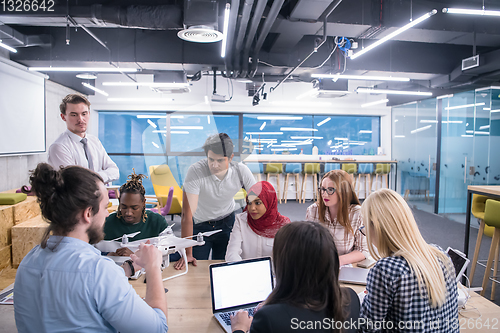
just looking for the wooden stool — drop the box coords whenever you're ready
[245,162,263,182]
[282,163,302,203]
[480,199,500,300]
[341,163,357,184]
[374,163,391,190]
[357,163,374,199]
[301,163,320,203]
[265,163,283,204]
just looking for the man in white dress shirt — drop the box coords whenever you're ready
[48,94,119,184]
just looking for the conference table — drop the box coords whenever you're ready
[464,186,500,258]
[130,260,500,333]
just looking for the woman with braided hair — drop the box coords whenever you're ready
[103,170,168,256]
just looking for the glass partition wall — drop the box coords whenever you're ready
[393,87,500,220]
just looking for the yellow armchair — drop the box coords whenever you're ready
[148,165,183,218]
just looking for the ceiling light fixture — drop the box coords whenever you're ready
[0,39,17,53]
[394,135,406,138]
[420,120,438,123]
[443,7,500,17]
[359,130,372,134]
[351,9,437,59]
[271,148,298,151]
[221,3,231,58]
[82,82,109,96]
[171,131,190,134]
[102,82,189,87]
[171,126,203,130]
[108,98,174,102]
[479,125,490,130]
[245,132,283,135]
[436,94,454,99]
[461,134,474,138]
[361,99,389,108]
[257,116,303,120]
[357,88,433,96]
[311,74,410,82]
[411,125,432,134]
[334,137,349,141]
[445,102,485,110]
[30,67,138,72]
[280,127,318,132]
[136,115,167,119]
[147,120,157,128]
[260,122,266,131]
[290,136,323,140]
[76,73,97,80]
[317,118,331,127]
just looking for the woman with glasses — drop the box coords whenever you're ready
[360,189,458,332]
[305,170,369,266]
[226,181,291,262]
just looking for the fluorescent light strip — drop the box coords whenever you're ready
[334,137,349,141]
[245,132,283,135]
[136,115,167,118]
[491,109,500,113]
[290,136,323,140]
[82,82,109,96]
[479,125,490,130]
[259,122,266,131]
[357,88,432,96]
[152,130,167,133]
[205,96,210,105]
[466,131,490,135]
[280,127,318,132]
[484,108,491,111]
[257,116,303,120]
[437,94,454,100]
[207,116,211,124]
[221,3,231,58]
[108,98,173,102]
[0,40,17,53]
[271,148,298,151]
[361,99,389,108]
[147,119,157,129]
[311,74,409,82]
[442,120,463,124]
[171,131,190,134]
[359,130,372,134]
[445,102,485,110]
[351,9,437,59]
[461,135,474,138]
[443,8,500,16]
[152,142,160,148]
[317,90,351,94]
[270,101,332,107]
[171,126,203,130]
[317,118,331,127]
[103,82,189,87]
[30,67,138,72]
[394,135,406,138]
[411,125,432,134]
[420,120,438,123]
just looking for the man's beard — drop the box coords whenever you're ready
[87,220,105,245]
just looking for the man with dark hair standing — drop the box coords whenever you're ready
[14,163,168,333]
[174,133,256,269]
[48,93,119,183]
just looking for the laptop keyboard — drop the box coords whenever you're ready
[219,307,257,325]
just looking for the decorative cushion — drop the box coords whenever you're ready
[0,193,28,205]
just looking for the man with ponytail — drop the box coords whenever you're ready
[103,170,168,256]
[14,163,168,333]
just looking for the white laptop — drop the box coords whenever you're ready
[209,257,274,333]
[339,266,370,285]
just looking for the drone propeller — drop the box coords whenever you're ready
[112,231,141,242]
[183,229,222,239]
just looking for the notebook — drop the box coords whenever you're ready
[339,266,370,285]
[209,257,274,333]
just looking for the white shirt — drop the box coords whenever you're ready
[48,129,119,184]
[225,212,274,262]
[183,160,256,222]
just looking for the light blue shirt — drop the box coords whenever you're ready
[14,236,168,333]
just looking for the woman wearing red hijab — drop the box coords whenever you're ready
[226,181,291,262]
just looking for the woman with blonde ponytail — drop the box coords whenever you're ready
[360,189,458,333]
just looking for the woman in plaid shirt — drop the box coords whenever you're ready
[306,170,369,266]
[360,189,459,333]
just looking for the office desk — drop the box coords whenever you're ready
[464,186,500,258]
[130,260,500,333]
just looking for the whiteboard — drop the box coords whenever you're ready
[0,60,45,155]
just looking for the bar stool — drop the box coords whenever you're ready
[282,163,302,203]
[324,163,341,174]
[301,163,320,203]
[470,195,496,284]
[341,163,357,183]
[245,162,263,182]
[481,199,500,300]
[357,163,374,199]
[265,163,283,204]
[374,163,391,190]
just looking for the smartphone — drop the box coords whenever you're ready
[357,258,376,269]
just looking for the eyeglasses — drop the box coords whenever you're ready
[318,187,336,195]
[359,226,366,236]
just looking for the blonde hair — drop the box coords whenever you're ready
[317,170,360,237]
[361,188,453,308]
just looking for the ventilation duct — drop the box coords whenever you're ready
[151,71,190,94]
[177,0,222,43]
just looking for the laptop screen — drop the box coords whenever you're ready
[210,258,274,312]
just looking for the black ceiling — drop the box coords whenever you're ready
[1,0,500,105]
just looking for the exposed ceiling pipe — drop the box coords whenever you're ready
[249,0,285,78]
[232,0,254,78]
[223,0,240,76]
[270,0,343,92]
[240,0,268,78]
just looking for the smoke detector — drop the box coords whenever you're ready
[177,25,223,43]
